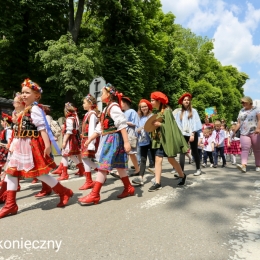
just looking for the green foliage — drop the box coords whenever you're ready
[0,0,249,122]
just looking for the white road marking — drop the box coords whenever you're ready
[228,181,260,260]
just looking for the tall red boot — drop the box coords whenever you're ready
[52,163,63,175]
[57,166,69,181]
[79,172,95,190]
[74,163,85,177]
[17,178,21,192]
[31,178,38,184]
[78,181,103,205]
[35,181,52,197]
[52,182,73,207]
[0,190,18,219]
[0,181,7,204]
[117,176,135,198]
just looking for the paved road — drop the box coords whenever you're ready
[0,155,259,260]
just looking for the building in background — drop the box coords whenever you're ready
[253,100,260,108]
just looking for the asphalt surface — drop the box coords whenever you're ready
[0,155,259,260]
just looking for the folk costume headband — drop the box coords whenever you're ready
[150,91,168,105]
[104,83,123,108]
[139,99,152,111]
[85,94,97,108]
[1,112,12,124]
[21,78,43,93]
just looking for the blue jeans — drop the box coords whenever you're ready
[214,146,226,166]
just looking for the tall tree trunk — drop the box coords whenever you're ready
[69,0,85,44]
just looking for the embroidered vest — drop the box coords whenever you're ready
[101,103,119,136]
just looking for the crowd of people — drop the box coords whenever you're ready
[0,78,259,219]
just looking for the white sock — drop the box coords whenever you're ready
[6,174,18,190]
[38,175,58,188]
[82,158,97,172]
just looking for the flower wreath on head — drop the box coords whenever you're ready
[85,94,97,108]
[21,78,43,93]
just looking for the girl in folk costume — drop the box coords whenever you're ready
[78,84,135,205]
[228,122,241,165]
[0,93,25,204]
[148,92,189,192]
[79,94,99,190]
[221,123,230,162]
[0,113,12,174]
[52,102,84,180]
[0,79,73,219]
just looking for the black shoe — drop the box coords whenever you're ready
[148,183,162,192]
[128,172,139,177]
[110,172,121,179]
[221,164,226,168]
[213,165,217,168]
[148,165,155,168]
[130,166,135,169]
[177,174,186,186]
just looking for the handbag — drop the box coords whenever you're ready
[127,128,137,148]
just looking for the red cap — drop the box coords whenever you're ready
[178,93,192,105]
[139,99,152,110]
[150,91,168,105]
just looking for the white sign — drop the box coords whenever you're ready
[89,76,106,112]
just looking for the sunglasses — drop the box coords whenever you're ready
[241,101,246,104]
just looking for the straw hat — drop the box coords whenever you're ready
[144,114,163,132]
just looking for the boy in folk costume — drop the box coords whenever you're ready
[52,102,84,180]
[148,91,189,191]
[0,79,73,219]
[78,84,135,205]
[79,94,99,190]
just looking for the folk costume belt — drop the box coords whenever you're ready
[15,130,39,138]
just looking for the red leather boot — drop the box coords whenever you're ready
[0,181,7,204]
[74,163,85,177]
[35,181,52,197]
[0,190,18,218]
[79,172,95,190]
[57,166,69,181]
[52,163,63,175]
[78,181,103,205]
[31,178,38,184]
[17,178,21,192]
[117,176,135,198]
[52,182,73,207]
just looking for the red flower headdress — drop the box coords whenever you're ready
[21,78,43,93]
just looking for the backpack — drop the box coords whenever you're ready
[50,119,62,138]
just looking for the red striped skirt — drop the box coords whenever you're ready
[81,136,99,159]
[224,138,229,154]
[6,136,56,178]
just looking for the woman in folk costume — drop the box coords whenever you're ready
[78,83,134,205]
[0,93,25,203]
[148,91,189,192]
[52,102,84,180]
[0,79,73,219]
[78,94,99,190]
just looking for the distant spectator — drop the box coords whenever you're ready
[234,96,260,173]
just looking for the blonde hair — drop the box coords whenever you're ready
[241,96,253,104]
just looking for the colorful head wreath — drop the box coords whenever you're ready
[1,112,12,124]
[104,83,117,96]
[21,78,43,93]
[85,94,97,105]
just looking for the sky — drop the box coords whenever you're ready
[161,0,260,101]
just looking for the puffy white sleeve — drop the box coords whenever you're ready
[66,118,74,134]
[95,122,102,135]
[31,106,46,131]
[88,114,97,150]
[110,105,127,130]
[6,129,12,143]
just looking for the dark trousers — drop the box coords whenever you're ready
[214,146,226,165]
[147,149,154,167]
[140,143,155,177]
[203,151,213,164]
[180,133,200,171]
